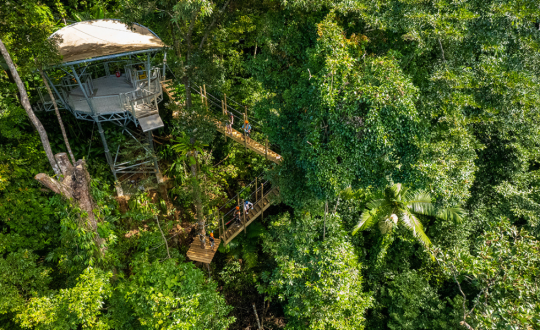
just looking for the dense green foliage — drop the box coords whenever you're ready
[2,0,540,328]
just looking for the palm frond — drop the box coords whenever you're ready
[399,210,432,248]
[405,190,438,217]
[404,190,432,204]
[408,202,437,217]
[385,183,402,200]
[366,198,385,211]
[353,209,379,235]
[436,207,466,223]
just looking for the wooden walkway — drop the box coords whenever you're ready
[221,187,279,245]
[161,80,282,164]
[186,238,221,264]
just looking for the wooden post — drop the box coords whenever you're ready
[222,99,227,141]
[241,198,247,234]
[222,216,225,239]
[203,84,207,108]
[199,86,203,104]
[242,113,247,149]
[265,138,268,160]
[261,183,264,222]
[261,183,264,223]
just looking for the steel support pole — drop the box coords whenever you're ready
[96,121,117,181]
[71,65,95,116]
[147,130,164,183]
[147,52,151,89]
[162,51,167,79]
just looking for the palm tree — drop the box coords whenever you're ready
[171,132,208,244]
[352,184,465,249]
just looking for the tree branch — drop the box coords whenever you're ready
[438,38,446,62]
[199,0,232,50]
[0,39,61,175]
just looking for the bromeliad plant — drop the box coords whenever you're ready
[352,183,465,249]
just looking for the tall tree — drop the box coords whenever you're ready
[119,0,232,108]
[172,133,210,242]
[0,39,60,176]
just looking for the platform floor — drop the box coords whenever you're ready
[68,75,135,114]
[186,238,221,264]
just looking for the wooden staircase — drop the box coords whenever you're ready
[161,80,282,164]
[221,187,279,245]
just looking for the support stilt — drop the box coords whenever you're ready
[96,121,117,180]
[147,130,163,183]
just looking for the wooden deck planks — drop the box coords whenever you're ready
[186,238,221,264]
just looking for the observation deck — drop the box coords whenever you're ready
[62,64,164,132]
[35,19,169,187]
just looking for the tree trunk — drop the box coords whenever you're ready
[37,66,76,164]
[190,149,205,243]
[182,75,192,109]
[35,153,105,250]
[0,39,60,176]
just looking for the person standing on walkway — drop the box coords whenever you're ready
[244,200,254,215]
[242,120,252,139]
[226,206,242,226]
[209,232,215,250]
[226,111,234,134]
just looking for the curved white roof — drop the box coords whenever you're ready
[50,19,166,64]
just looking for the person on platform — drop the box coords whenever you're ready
[209,232,215,249]
[242,120,252,139]
[244,200,254,215]
[226,111,234,134]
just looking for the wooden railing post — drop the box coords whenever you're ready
[199,86,203,104]
[241,198,247,234]
[222,99,227,141]
[265,138,268,160]
[222,216,225,239]
[203,84,207,108]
